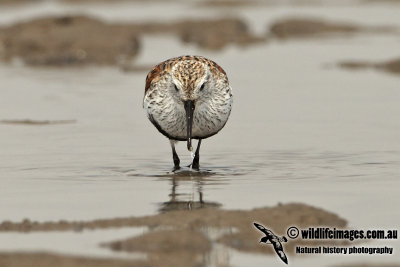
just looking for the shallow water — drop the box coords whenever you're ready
[1,1,400,266]
[0,227,147,259]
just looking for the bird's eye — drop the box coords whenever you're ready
[174,84,179,92]
[200,83,205,91]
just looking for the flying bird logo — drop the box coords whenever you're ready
[253,222,289,264]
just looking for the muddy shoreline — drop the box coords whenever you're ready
[0,252,396,267]
[1,13,396,68]
[269,17,396,39]
[339,58,400,76]
[0,203,349,255]
[0,203,350,267]
[0,15,264,67]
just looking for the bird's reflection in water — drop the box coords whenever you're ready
[159,169,222,212]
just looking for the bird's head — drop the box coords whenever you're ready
[260,236,269,243]
[170,60,211,151]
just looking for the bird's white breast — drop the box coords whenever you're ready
[144,84,232,140]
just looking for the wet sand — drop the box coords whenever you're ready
[0,16,140,66]
[0,253,398,267]
[195,0,259,8]
[0,203,348,267]
[0,15,263,67]
[0,0,32,4]
[1,15,396,68]
[2,9,397,67]
[339,58,400,76]
[268,17,396,39]
[0,253,145,267]
[0,119,76,125]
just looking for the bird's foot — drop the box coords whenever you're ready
[186,163,200,170]
[172,165,181,172]
[191,161,200,170]
[191,153,200,170]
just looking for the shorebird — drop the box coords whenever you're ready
[254,222,288,264]
[143,55,233,170]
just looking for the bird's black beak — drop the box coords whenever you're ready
[184,100,195,151]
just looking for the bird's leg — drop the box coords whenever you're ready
[170,140,180,171]
[191,139,202,170]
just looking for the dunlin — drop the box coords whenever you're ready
[143,55,233,170]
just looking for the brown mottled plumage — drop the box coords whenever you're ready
[143,55,233,170]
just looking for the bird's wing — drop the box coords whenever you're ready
[253,222,271,235]
[147,114,179,140]
[144,60,171,94]
[272,241,288,264]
